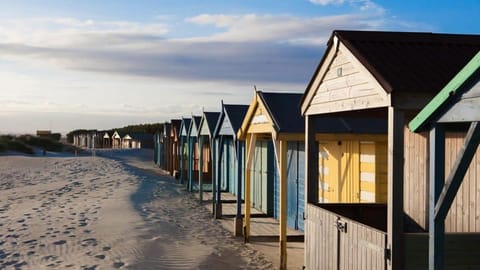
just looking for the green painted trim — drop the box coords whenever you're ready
[409,51,480,132]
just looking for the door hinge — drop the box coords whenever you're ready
[384,248,391,260]
[303,212,306,220]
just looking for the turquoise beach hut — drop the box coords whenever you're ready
[212,102,249,235]
[197,111,220,201]
[187,116,202,191]
[179,117,191,185]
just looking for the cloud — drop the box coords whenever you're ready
[0,10,425,86]
[309,0,345,5]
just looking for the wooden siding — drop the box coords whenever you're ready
[305,204,387,270]
[444,132,480,232]
[439,80,480,123]
[403,127,429,230]
[218,115,234,136]
[404,233,480,269]
[318,139,387,204]
[403,128,480,232]
[307,44,389,115]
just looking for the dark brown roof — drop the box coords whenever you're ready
[333,30,480,94]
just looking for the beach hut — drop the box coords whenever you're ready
[169,120,182,178]
[112,131,121,149]
[197,111,220,201]
[301,30,480,270]
[212,103,248,231]
[179,118,192,185]
[163,122,172,172]
[187,116,202,191]
[409,52,480,269]
[122,134,132,149]
[238,90,310,268]
[102,132,111,148]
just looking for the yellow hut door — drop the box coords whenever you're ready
[339,141,360,203]
[318,141,360,203]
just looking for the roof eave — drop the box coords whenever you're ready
[409,51,480,132]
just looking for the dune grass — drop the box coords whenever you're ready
[0,135,77,155]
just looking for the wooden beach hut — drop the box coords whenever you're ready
[187,116,202,191]
[102,132,111,148]
[163,122,172,172]
[301,30,480,270]
[212,103,249,229]
[238,90,309,269]
[111,131,121,149]
[169,119,182,178]
[179,118,191,185]
[409,52,480,270]
[197,111,220,201]
[122,134,132,149]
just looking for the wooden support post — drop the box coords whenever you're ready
[387,107,404,270]
[188,137,193,192]
[199,136,204,202]
[429,125,445,270]
[305,115,318,268]
[234,139,243,236]
[279,139,288,270]
[244,133,257,242]
[180,136,184,184]
[215,136,224,219]
[305,115,318,204]
[211,137,217,216]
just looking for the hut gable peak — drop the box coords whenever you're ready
[238,91,304,139]
[180,118,191,136]
[302,30,480,115]
[199,111,220,137]
[188,116,201,137]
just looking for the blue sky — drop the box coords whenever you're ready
[0,0,478,134]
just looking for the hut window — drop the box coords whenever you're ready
[336,67,343,77]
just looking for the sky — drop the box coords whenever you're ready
[0,0,478,134]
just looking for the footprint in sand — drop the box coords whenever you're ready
[53,240,66,245]
[94,254,105,260]
[113,261,125,268]
[80,238,97,247]
[81,265,97,270]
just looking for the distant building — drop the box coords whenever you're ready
[71,129,146,149]
[36,130,51,137]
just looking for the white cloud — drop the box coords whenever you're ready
[309,0,345,5]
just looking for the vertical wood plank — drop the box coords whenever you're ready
[429,125,445,270]
[387,107,404,270]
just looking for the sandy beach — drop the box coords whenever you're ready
[0,150,274,269]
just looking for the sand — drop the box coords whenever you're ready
[0,150,275,269]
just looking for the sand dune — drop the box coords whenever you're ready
[0,151,274,269]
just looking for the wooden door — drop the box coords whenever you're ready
[319,141,361,203]
[286,141,305,231]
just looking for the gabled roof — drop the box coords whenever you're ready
[409,51,480,132]
[225,104,249,133]
[170,119,182,137]
[259,91,304,133]
[213,103,249,139]
[302,30,480,111]
[187,116,202,137]
[238,91,305,139]
[336,30,480,94]
[199,112,220,136]
[180,118,191,137]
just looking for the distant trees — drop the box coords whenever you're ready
[66,123,164,144]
